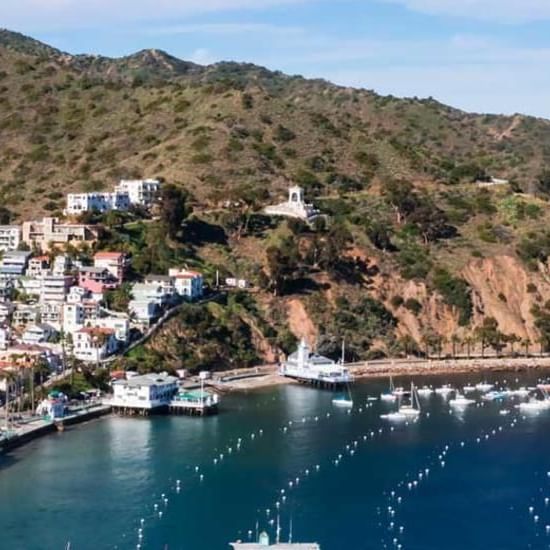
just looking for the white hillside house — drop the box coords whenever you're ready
[264,186,321,222]
[0,225,21,252]
[115,179,161,207]
[65,192,130,215]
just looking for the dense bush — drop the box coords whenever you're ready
[432,268,473,326]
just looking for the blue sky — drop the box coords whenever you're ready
[2,0,550,117]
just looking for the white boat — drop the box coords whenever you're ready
[332,341,353,408]
[398,384,421,417]
[475,382,494,393]
[381,376,398,402]
[517,399,550,412]
[449,393,475,408]
[509,387,530,398]
[332,396,353,408]
[435,385,454,397]
[416,386,434,397]
[482,391,507,402]
[380,412,408,421]
[463,385,476,393]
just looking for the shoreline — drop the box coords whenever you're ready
[0,405,111,455]
[3,357,550,456]
[212,356,550,391]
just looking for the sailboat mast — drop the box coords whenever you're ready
[341,338,345,365]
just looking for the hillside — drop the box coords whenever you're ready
[3,28,550,370]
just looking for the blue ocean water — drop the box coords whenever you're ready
[1,371,550,550]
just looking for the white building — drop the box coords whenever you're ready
[0,225,21,252]
[18,276,42,297]
[280,339,353,385]
[169,269,203,301]
[115,179,161,207]
[26,255,50,277]
[21,323,57,345]
[132,282,173,307]
[0,251,31,280]
[67,286,90,304]
[129,299,159,324]
[65,191,130,215]
[52,255,71,276]
[0,303,14,324]
[264,186,321,222]
[40,275,73,304]
[0,326,11,350]
[40,302,63,327]
[73,327,117,362]
[110,373,178,410]
[62,303,85,335]
[12,304,40,326]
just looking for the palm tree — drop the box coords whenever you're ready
[464,336,474,359]
[450,335,461,359]
[522,338,531,357]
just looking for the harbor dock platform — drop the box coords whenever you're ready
[0,404,111,454]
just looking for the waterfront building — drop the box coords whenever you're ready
[65,191,130,215]
[73,327,117,362]
[0,225,21,252]
[93,251,128,282]
[36,391,67,419]
[110,372,178,411]
[22,217,99,252]
[280,339,353,386]
[264,186,321,222]
[114,179,161,207]
[0,250,31,280]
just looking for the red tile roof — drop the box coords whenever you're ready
[94,252,124,259]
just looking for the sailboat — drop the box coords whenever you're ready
[381,376,398,402]
[398,383,421,417]
[332,340,353,408]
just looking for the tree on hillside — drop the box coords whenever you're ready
[265,237,301,296]
[384,179,417,225]
[160,184,191,239]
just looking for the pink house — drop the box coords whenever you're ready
[78,267,118,294]
[93,252,128,282]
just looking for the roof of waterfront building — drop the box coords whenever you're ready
[112,373,178,387]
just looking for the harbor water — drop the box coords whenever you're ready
[1,370,550,549]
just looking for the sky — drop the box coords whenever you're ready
[1,0,550,118]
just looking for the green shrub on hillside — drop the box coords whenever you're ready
[432,268,472,326]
